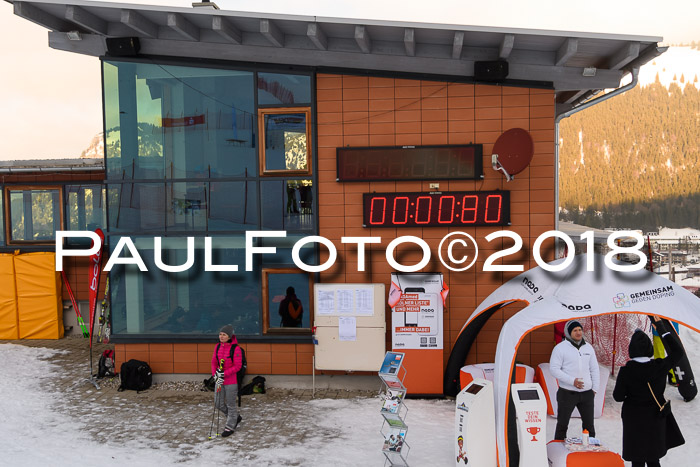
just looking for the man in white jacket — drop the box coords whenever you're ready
[550,320,600,440]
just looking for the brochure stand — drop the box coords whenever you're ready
[379,352,410,466]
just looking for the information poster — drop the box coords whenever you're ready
[390,273,444,350]
[315,287,375,316]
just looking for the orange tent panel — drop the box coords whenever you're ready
[0,254,19,339]
[15,252,64,340]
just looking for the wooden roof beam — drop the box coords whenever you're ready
[452,31,464,59]
[404,28,415,57]
[355,25,371,54]
[307,22,327,50]
[260,19,284,47]
[167,13,199,41]
[212,16,241,44]
[499,34,514,59]
[120,10,158,38]
[607,42,640,70]
[555,38,578,66]
[14,2,70,31]
[65,5,107,35]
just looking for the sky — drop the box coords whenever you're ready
[1,0,699,160]
[4,327,700,465]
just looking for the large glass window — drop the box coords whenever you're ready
[102,59,317,340]
[5,187,63,243]
[104,61,256,180]
[109,237,261,337]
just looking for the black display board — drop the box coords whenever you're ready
[337,145,483,181]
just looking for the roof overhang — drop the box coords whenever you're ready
[9,0,666,114]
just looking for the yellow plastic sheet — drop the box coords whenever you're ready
[0,254,19,339]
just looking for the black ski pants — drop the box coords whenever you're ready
[632,462,660,467]
[554,388,595,440]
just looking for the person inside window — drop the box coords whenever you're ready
[278,286,303,327]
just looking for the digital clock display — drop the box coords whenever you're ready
[363,191,510,227]
[337,145,483,181]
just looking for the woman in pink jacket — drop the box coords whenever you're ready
[212,324,243,437]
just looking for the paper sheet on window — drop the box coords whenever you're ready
[317,290,335,315]
[338,317,356,341]
[337,289,354,314]
[355,287,374,316]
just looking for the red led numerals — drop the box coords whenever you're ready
[369,197,387,224]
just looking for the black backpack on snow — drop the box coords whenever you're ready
[239,375,266,396]
[216,343,247,406]
[118,359,153,392]
[97,349,116,378]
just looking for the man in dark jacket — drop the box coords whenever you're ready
[613,316,685,466]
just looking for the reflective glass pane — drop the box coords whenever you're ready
[166,182,208,231]
[267,272,311,328]
[8,189,60,242]
[104,61,256,180]
[258,72,311,105]
[66,185,106,233]
[109,237,261,337]
[261,179,314,231]
[208,181,259,231]
[262,113,308,172]
[107,183,165,232]
[261,235,317,267]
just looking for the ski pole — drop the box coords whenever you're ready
[208,359,225,439]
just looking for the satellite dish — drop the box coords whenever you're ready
[491,128,534,182]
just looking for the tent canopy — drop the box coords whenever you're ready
[445,254,700,467]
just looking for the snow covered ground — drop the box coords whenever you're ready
[2,334,700,466]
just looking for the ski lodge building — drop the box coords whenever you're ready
[4,0,663,388]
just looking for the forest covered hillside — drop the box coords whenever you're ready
[559,47,700,231]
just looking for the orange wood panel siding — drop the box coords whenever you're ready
[316,73,556,371]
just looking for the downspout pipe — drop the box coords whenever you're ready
[553,67,640,237]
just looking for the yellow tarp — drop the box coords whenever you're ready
[0,254,19,339]
[2,252,64,340]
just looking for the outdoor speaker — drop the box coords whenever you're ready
[105,37,141,57]
[474,60,509,82]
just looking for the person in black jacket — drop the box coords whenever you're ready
[278,286,303,327]
[613,316,685,467]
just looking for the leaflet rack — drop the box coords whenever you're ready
[378,352,410,467]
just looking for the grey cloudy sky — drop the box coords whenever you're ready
[1,0,698,160]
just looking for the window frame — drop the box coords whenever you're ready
[257,107,313,177]
[4,185,65,245]
[261,267,314,335]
